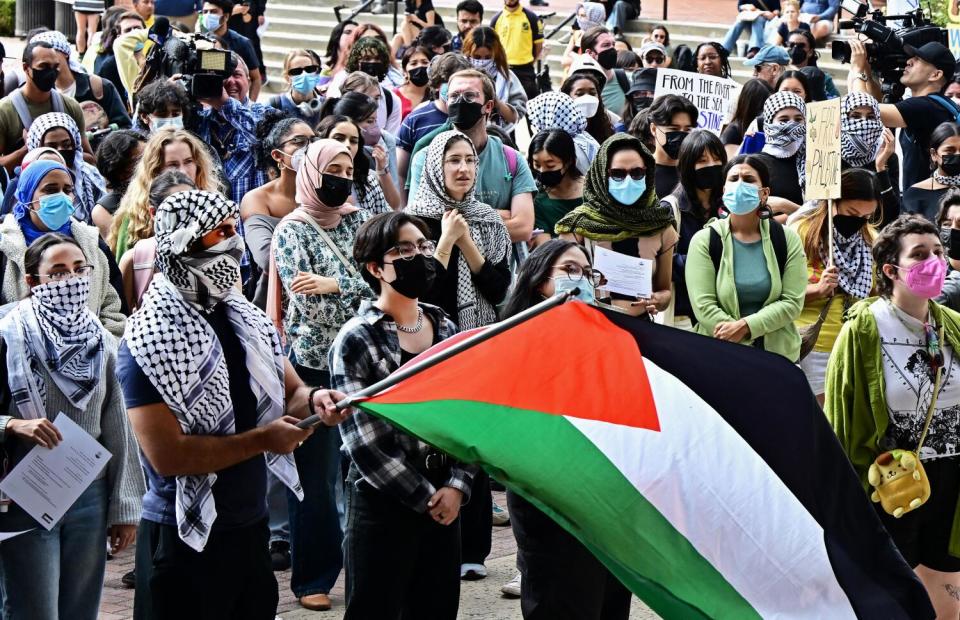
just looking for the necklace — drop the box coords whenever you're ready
[395,307,424,334]
[887,299,943,370]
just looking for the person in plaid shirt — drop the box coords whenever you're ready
[329,211,475,620]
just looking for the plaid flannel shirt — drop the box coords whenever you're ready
[196,98,269,205]
[329,301,475,513]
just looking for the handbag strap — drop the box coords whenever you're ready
[297,212,361,278]
[916,321,946,455]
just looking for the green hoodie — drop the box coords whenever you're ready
[825,297,960,557]
[685,217,807,361]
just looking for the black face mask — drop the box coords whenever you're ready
[596,48,618,70]
[940,226,953,250]
[941,154,960,177]
[788,45,807,65]
[56,148,75,166]
[631,96,654,114]
[359,61,386,80]
[315,173,353,207]
[409,66,429,87]
[661,130,687,160]
[693,164,723,190]
[385,254,437,299]
[448,99,485,130]
[30,66,58,93]
[833,214,866,237]
[534,168,565,188]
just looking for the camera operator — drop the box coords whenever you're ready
[847,40,959,189]
[198,1,262,101]
[192,53,269,204]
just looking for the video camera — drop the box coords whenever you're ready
[831,0,947,102]
[158,34,237,100]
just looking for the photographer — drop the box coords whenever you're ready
[847,40,959,189]
[198,0,262,101]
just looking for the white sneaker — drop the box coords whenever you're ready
[501,572,521,598]
[460,562,487,580]
[492,501,510,526]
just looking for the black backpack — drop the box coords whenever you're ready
[708,219,788,278]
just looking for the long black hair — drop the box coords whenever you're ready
[730,78,771,136]
[561,71,615,143]
[502,240,590,318]
[325,20,358,69]
[254,108,304,177]
[676,129,726,218]
[527,129,582,182]
[775,69,811,102]
[930,121,960,174]
[316,114,371,203]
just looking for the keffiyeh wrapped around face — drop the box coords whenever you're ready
[407,130,510,330]
[125,189,301,552]
[27,112,105,222]
[0,275,107,420]
[761,91,807,186]
[840,93,883,167]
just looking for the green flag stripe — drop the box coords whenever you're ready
[358,399,759,620]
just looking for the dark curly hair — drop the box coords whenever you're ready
[95,129,147,190]
[254,108,306,176]
[874,214,940,297]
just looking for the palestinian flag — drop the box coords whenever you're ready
[356,301,933,619]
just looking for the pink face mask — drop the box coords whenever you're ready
[894,255,948,299]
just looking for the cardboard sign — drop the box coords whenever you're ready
[950,27,960,57]
[804,98,842,201]
[653,69,739,136]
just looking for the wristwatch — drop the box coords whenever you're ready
[854,71,869,83]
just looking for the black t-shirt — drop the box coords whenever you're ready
[777,21,809,42]
[97,192,122,215]
[896,95,959,189]
[655,165,680,199]
[903,186,949,224]
[721,120,744,147]
[118,303,267,530]
[757,152,803,206]
[405,0,445,29]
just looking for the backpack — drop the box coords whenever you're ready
[502,144,518,179]
[382,86,394,118]
[929,95,960,124]
[612,68,630,95]
[672,45,696,73]
[708,219,787,278]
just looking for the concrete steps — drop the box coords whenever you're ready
[260,3,849,94]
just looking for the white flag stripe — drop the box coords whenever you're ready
[566,358,856,619]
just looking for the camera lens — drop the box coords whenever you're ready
[832,41,851,63]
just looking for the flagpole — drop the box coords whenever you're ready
[296,289,578,429]
[827,198,834,267]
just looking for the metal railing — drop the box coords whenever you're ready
[333,0,377,24]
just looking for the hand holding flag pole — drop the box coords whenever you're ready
[296,289,581,429]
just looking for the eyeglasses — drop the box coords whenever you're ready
[645,54,665,63]
[444,155,479,168]
[609,167,646,181]
[447,90,482,104]
[281,135,318,149]
[32,265,95,281]
[288,65,320,76]
[553,265,605,286]
[387,240,437,260]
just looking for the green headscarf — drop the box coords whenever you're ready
[554,133,674,242]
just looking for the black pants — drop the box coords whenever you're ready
[133,519,278,620]
[511,63,539,100]
[507,491,631,620]
[460,468,492,565]
[344,477,461,620]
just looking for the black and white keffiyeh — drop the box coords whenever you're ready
[762,91,807,186]
[934,171,960,187]
[823,227,873,299]
[27,112,105,222]
[30,30,85,73]
[408,130,510,330]
[528,91,588,136]
[125,190,301,552]
[840,93,883,167]
[0,276,107,419]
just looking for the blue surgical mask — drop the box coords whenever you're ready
[34,192,75,230]
[722,180,762,215]
[554,275,596,304]
[439,83,449,102]
[608,176,647,205]
[292,72,319,95]
[201,13,221,33]
[150,115,183,131]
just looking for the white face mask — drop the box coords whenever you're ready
[573,94,600,119]
[151,115,184,131]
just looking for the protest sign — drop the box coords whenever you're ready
[652,69,739,135]
[804,98,841,201]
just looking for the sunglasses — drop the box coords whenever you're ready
[288,65,320,76]
[609,167,646,181]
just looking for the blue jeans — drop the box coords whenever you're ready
[605,1,639,33]
[286,365,344,597]
[0,478,108,620]
[267,469,290,544]
[722,16,769,52]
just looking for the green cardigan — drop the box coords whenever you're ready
[825,297,960,556]
[685,218,807,361]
